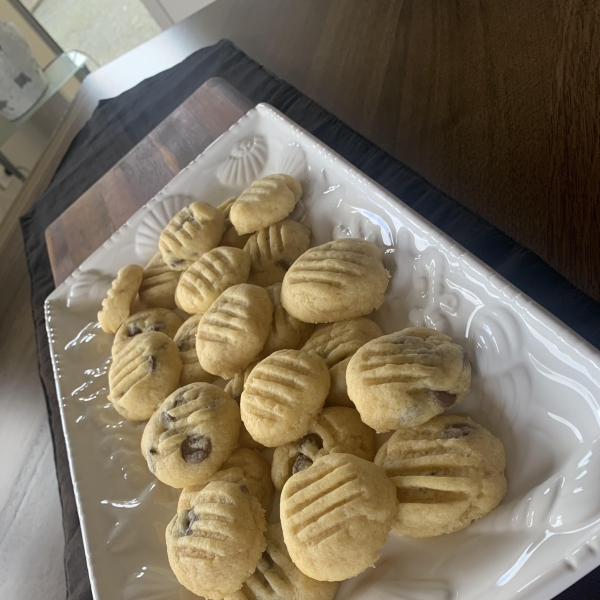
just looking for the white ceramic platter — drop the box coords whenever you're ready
[45,104,600,600]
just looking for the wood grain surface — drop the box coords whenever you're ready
[45,78,253,284]
[43,0,600,299]
[168,0,600,301]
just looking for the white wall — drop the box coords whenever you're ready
[142,0,217,29]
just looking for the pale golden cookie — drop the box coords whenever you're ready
[327,357,353,407]
[112,308,183,355]
[219,197,252,249]
[141,383,240,488]
[159,200,225,270]
[138,252,181,309]
[108,331,181,421]
[347,327,471,432]
[237,425,263,451]
[225,523,339,600]
[302,317,383,407]
[262,283,315,357]
[224,361,258,403]
[272,407,376,491]
[173,315,216,386]
[244,220,311,287]
[230,174,302,235]
[178,448,274,517]
[281,239,389,323]
[166,480,266,599]
[97,264,144,333]
[224,362,263,450]
[175,246,251,314]
[196,284,273,379]
[281,453,396,582]
[241,350,330,447]
[374,415,507,537]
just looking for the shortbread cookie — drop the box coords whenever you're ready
[141,383,240,488]
[108,331,181,420]
[347,327,471,432]
[281,453,396,581]
[272,407,376,490]
[175,246,251,314]
[173,315,216,386]
[303,317,383,406]
[112,308,183,355]
[196,284,273,379]
[166,480,266,599]
[97,264,144,333]
[178,448,274,517]
[159,200,225,270]
[262,284,315,356]
[375,415,507,537]
[138,252,181,309]
[225,523,339,600]
[224,362,263,450]
[241,350,330,447]
[244,220,311,287]
[230,174,302,235]
[326,357,354,407]
[237,425,263,451]
[281,239,389,323]
[219,197,252,249]
[224,361,258,403]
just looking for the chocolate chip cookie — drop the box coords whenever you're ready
[108,331,181,421]
[141,382,240,488]
[241,349,330,447]
[281,453,396,581]
[347,327,471,431]
[272,407,376,490]
[166,480,266,598]
[159,200,225,270]
[375,414,507,537]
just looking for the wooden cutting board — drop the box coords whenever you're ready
[45,77,254,285]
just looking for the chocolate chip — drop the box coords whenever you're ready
[177,339,191,352]
[173,391,187,407]
[162,411,175,428]
[128,324,142,337]
[170,258,186,267]
[442,423,476,439]
[146,322,164,332]
[276,259,291,270]
[184,508,197,536]
[148,355,156,372]
[432,391,457,408]
[292,453,313,474]
[240,484,250,494]
[301,432,323,450]
[181,435,211,464]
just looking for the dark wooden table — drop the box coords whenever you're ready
[17,0,600,299]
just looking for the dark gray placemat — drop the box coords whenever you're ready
[20,39,600,600]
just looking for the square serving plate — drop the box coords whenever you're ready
[45,104,600,600]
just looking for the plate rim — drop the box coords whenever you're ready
[44,101,600,600]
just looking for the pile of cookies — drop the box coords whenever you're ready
[97,173,508,599]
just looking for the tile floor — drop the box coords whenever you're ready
[0,249,66,600]
[29,0,161,68]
